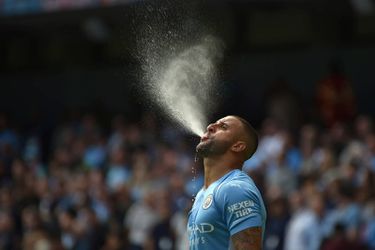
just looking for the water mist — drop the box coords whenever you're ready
[142,35,223,136]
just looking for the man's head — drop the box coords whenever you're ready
[196,115,258,162]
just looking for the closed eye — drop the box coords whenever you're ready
[220,122,228,130]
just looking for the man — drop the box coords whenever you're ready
[284,191,324,250]
[188,115,267,250]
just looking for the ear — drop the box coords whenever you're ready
[231,141,246,153]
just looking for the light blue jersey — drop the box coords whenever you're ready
[187,169,266,250]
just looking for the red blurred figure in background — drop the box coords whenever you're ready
[316,60,356,127]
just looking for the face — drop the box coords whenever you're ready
[196,116,243,158]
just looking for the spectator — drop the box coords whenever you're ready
[284,189,325,250]
[299,124,320,176]
[263,78,302,131]
[265,131,297,196]
[146,189,176,250]
[322,180,362,239]
[125,187,160,250]
[365,132,375,172]
[106,144,131,192]
[321,223,367,250]
[0,210,17,250]
[57,208,78,249]
[101,229,124,250]
[74,207,106,250]
[316,60,356,127]
[264,195,289,250]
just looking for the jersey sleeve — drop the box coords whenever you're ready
[215,181,263,236]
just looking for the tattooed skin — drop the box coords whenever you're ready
[231,227,262,250]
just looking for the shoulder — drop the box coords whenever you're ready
[217,171,256,193]
[214,171,260,203]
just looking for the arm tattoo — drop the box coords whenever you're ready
[231,227,262,250]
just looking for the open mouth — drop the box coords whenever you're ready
[200,135,209,142]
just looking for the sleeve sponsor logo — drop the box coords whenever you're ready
[227,200,254,219]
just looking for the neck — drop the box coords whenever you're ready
[202,155,241,189]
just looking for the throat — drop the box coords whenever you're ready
[203,158,234,188]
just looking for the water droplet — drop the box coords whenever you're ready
[191,154,199,201]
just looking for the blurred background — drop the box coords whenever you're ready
[1,0,375,249]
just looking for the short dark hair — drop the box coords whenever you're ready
[232,116,258,160]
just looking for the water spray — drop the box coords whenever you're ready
[142,35,223,136]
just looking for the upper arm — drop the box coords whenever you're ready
[215,182,264,236]
[231,227,262,250]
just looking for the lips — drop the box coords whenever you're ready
[200,134,210,142]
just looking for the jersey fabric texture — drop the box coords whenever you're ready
[187,169,266,250]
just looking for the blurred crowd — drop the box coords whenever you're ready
[0,65,374,250]
[245,115,375,250]
[251,64,375,250]
[0,108,374,250]
[0,112,197,250]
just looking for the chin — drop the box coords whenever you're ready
[196,140,209,151]
[196,148,207,158]
[196,142,210,158]
[195,144,203,153]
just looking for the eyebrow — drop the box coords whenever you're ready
[217,120,229,126]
